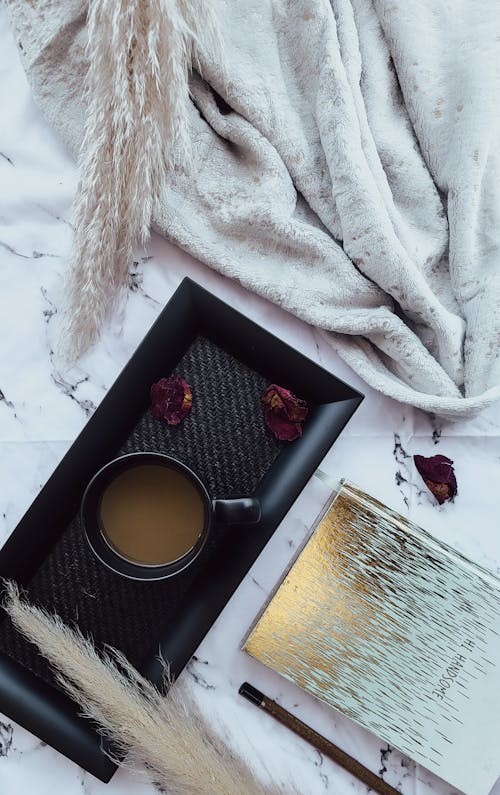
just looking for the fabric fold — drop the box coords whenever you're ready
[5,0,500,418]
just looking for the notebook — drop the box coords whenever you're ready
[243,481,500,795]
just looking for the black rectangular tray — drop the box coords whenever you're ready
[0,278,362,781]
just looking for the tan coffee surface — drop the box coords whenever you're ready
[99,464,205,565]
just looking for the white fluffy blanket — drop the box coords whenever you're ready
[7,0,500,418]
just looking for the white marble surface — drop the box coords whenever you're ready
[1,7,500,795]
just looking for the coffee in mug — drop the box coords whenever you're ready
[81,453,261,581]
[99,464,205,565]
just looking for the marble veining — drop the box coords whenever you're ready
[0,722,13,757]
[1,5,500,795]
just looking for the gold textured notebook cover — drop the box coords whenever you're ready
[243,481,500,795]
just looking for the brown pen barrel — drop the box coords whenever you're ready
[262,697,401,795]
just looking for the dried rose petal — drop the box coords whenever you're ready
[150,376,192,425]
[413,454,457,504]
[262,384,308,442]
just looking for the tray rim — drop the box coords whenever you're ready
[0,277,363,781]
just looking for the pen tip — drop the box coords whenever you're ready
[239,682,265,706]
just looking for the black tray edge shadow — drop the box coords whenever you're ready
[0,278,363,781]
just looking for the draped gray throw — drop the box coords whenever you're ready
[5,0,500,418]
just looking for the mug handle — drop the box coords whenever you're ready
[213,497,261,525]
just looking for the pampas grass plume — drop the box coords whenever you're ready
[3,581,294,795]
[63,0,220,360]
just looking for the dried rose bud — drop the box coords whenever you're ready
[413,454,457,504]
[151,376,192,425]
[262,384,308,442]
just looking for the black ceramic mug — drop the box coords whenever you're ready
[81,452,261,581]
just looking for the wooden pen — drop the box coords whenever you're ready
[239,682,401,795]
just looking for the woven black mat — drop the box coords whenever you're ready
[0,337,281,686]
